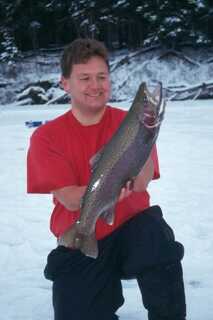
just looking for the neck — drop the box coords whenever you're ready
[71,106,106,126]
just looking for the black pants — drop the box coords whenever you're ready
[44,205,186,320]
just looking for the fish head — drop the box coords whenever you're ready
[132,82,165,130]
[142,82,165,129]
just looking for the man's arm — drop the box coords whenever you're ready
[118,155,154,201]
[52,155,154,210]
[52,185,87,211]
[133,155,154,192]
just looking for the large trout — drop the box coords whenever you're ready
[58,82,166,258]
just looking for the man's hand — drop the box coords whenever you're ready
[118,179,134,202]
[133,155,154,192]
[52,185,87,211]
[52,156,154,208]
[118,155,154,202]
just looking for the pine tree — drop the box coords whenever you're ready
[0,0,213,57]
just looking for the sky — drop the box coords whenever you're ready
[0,99,213,320]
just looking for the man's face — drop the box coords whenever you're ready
[61,56,111,112]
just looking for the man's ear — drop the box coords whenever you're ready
[60,76,71,94]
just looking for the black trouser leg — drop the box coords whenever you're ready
[44,231,124,320]
[137,261,186,320]
[119,205,186,320]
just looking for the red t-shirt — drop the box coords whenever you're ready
[27,106,160,240]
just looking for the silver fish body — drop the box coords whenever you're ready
[58,82,166,258]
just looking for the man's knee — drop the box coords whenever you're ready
[45,245,124,320]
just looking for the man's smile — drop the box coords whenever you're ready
[86,92,102,97]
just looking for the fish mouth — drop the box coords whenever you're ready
[143,83,166,129]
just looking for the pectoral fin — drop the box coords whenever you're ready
[100,206,115,225]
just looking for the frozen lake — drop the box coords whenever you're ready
[0,99,213,320]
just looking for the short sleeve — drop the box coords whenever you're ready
[27,129,77,193]
[151,144,160,180]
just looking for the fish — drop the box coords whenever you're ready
[58,82,166,258]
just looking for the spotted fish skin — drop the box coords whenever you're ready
[58,82,166,258]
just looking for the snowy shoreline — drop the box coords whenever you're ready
[1,46,213,105]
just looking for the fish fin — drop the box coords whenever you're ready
[58,223,99,259]
[89,145,105,172]
[80,233,99,259]
[100,206,115,225]
[57,222,80,248]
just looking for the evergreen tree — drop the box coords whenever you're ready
[192,0,213,45]
[0,0,213,58]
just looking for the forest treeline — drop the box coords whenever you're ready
[0,0,213,61]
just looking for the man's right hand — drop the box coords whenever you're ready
[118,180,134,202]
[52,185,87,211]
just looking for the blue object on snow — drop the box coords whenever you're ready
[25,121,48,128]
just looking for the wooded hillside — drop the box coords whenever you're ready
[0,0,213,61]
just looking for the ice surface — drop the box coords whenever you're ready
[0,100,213,319]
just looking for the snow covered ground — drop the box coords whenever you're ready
[0,99,213,320]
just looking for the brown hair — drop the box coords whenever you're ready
[61,38,109,78]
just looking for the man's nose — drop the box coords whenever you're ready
[89,77,101,89]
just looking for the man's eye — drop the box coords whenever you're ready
[80,77,89,81]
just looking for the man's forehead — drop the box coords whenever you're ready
[77,70,108,75]
[72,56,108,68]
[72,65,109,75]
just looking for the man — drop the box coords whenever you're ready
[27,38,186,320]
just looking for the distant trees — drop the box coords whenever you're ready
[0,0,213,60]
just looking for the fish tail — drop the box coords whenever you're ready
[58,223,99,259]
[57,222,80,248]
[80,232,99,259]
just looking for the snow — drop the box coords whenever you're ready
[16,86,46,100]
[113,0,127,8]
[110,48,213,102]
[0,99,213,319]
[164,16,182,24]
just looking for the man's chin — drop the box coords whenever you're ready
[86,102,107,111]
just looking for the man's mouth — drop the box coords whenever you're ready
[86,92,102,97]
